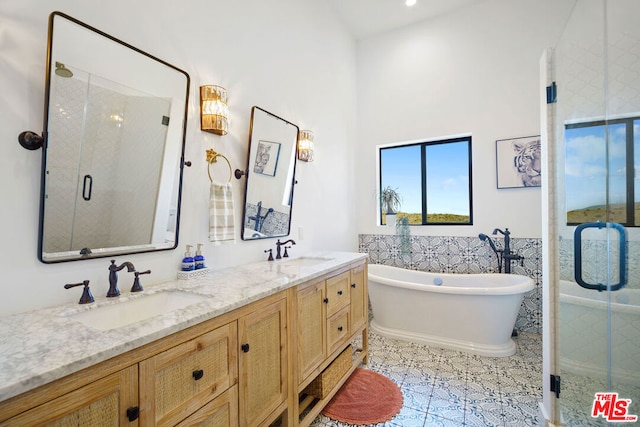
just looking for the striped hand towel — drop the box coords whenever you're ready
[209,182,235,243]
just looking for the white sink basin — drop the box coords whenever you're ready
[63,291,208,331]
[281,256,334,267]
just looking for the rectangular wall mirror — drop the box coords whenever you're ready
[38,12,190,263]
[241,107,299,240]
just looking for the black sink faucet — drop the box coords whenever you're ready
[108,260,135,297]
[275,239,296,259]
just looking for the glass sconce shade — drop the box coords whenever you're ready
[200,85,229,135]
[297,130,314,162]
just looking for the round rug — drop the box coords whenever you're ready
[322,368,403,425]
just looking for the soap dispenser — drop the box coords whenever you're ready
[194,243,206,270]
[181,245,195,271]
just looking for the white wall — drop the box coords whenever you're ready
[355,0,576,239]
[0,0,358,314]
[0,0,580,315]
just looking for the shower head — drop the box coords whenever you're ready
[479,233,499,253]
[55,62,73,78]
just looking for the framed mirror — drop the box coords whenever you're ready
[241,107,299,240]
[37,12,189,263]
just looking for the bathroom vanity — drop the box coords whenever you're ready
[0,252,368,426]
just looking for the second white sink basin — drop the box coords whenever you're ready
[64,291,208,331]
[281,256,334,267]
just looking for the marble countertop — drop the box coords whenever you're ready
[0,251,367,402]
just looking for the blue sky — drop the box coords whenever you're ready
[564,123,635,211]
[380,141,470,215]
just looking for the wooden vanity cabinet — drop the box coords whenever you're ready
[4,365,138,426]
[0,259,367,427]
[138,322,237,427]
[296,265,367,385]
[175,385,238,427]
[292,262,369,427]
[349,264,367,332]
[295,279,326,383]
[238,296,288,427]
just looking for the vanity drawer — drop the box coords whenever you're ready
[140,322,238,427]
[325,271,350,317]
[175,385,238,427]
[327,306,350,355]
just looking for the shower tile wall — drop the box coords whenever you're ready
[44,75,170,253]
[244,202,290,236]
[359,234,543,333]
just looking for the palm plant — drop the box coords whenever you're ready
[380,186,402,214]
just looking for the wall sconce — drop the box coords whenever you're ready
[297,130,314,162]
[200,85,229,135]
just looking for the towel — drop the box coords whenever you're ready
[209,182,235,243]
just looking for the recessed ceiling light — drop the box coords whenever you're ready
[406,0,417,6]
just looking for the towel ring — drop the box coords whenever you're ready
[206,149,232,183]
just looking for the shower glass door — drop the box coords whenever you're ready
[550,0,640,424]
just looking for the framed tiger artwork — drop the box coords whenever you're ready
[496,135,541,189]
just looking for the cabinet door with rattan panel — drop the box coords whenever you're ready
[238,297,287,427]
[325,271,350,317]
[296,279,326,384]
[349,263,367,332]
[5,365,138,426]
[175,385,238,427]
[139,322,238,427]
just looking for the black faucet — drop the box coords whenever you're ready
[108,260,135,297]
[479,228,524,274]
[249,201,274,232]
[131,270,151,292]
[275,239,296,259]
[64,280,94,304]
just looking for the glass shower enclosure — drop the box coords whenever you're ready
[544,0,640,425]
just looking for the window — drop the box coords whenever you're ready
[379,136,473,225]
[565,117,639,226]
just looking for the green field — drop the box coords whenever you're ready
[383,212,470,225]
[566,203,640,224]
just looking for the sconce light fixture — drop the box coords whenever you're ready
[200,85,229,135]
[297,130,314,162]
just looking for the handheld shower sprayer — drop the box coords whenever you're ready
[478,233,502,273]
[478,233,498,253]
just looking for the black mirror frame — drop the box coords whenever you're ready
[25,11,190,263]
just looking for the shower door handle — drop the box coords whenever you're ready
[82,174,93,201]
[573,221,627,292]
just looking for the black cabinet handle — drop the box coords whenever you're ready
[323,298,329,304]
[351,283,356,288]
[337,290,343,295]
[126,406,139,422]
[241,343,250,353]
[338,326,343,331]
[192,369,204,380]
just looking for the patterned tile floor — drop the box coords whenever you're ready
[311,331,542,427]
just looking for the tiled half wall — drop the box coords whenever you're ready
[358,234,543,333]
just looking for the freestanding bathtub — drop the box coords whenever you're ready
[559,280,640,384]
[368,264,535,357]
